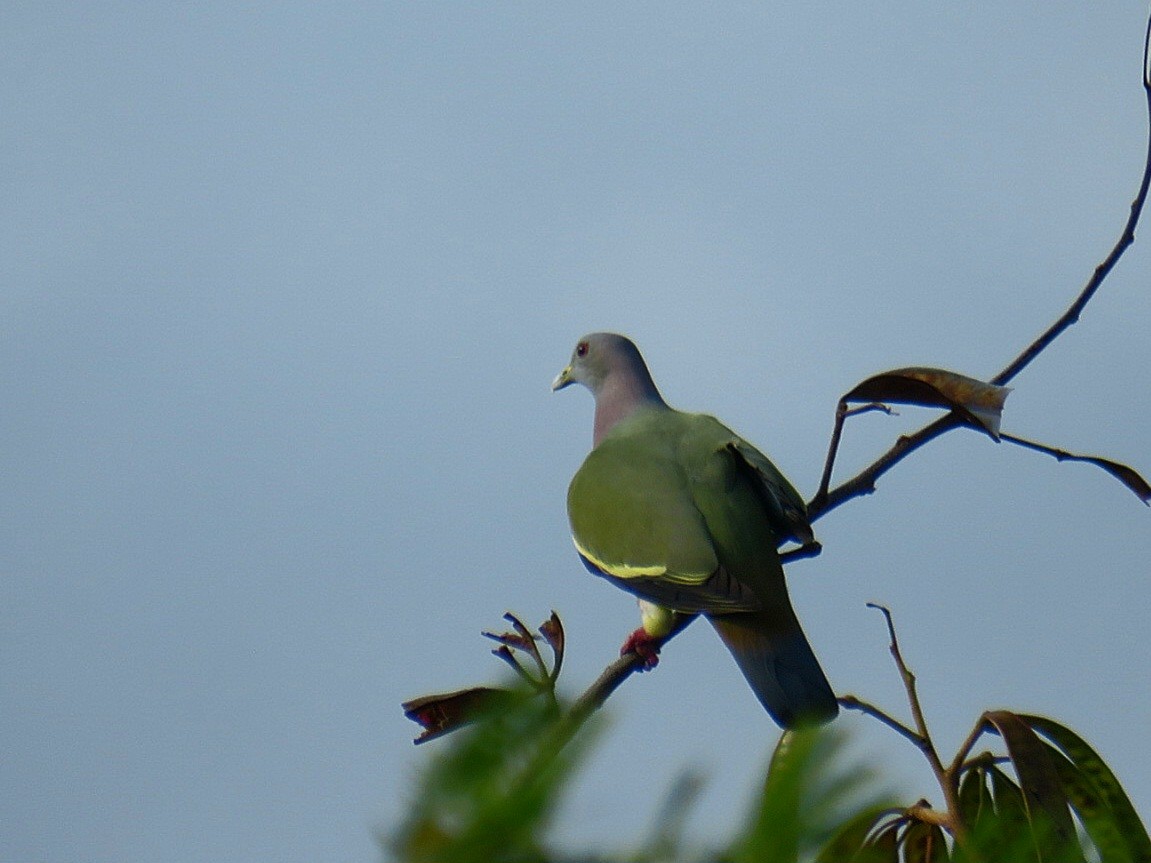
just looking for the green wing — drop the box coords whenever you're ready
[726,438,814,546]
[567,410,779,613]
[567,429,718,585]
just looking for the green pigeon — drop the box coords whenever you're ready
[553,333,837,728]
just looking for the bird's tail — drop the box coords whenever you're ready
[707,610,838,729]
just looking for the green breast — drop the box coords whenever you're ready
[567,409,716,583]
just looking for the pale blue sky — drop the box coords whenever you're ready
[3,4,1150,861]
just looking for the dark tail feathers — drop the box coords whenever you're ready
[707,611,838,729]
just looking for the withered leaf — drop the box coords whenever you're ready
[539,611,565,659]
[401,686,518,744]
[844,367,1011,439]
[1000,434,1151,505]
[1062,453,1151,505]
[482,629,536,652]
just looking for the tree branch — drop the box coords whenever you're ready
[568,613,697,724]
[809,414,963,521]
[853,604,970,845]
[1000,432,1151,503]
[809,15,1151,519]
[838,694,922,749]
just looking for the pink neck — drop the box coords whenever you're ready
[592,377,664,446]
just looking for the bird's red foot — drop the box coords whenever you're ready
[620,627,661,669]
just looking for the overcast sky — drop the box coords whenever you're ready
[3,4,1150,861]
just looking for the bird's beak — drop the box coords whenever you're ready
[551,365,573,391]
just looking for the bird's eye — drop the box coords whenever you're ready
[576,341,588,357]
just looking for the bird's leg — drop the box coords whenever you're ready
[620,627,662,669]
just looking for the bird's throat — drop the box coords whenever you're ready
[592,380,664,446]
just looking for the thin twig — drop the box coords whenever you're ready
[838,694,922,748]
[847,403,898,419]
[815,400,849,502]
[867,605,938,760]
[814,403,896,502]
[949,717,993,776]
[1000,432,1151,503]
[865,604,968,844]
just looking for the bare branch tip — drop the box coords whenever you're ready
[866,602,897,637]
[1143,10,1151,91]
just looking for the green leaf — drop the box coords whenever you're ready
[865,820,902,863]
[957,762,992,838]
[730,730,814,863]
[633,769,706,863]
[983,711,1082,863]
[988,766,1039,863]
[388,695,597,863]
[1022,715,1151,863]
[814,806,901,863]
[1043,741,1136,863]
[903,820,949,863]
[728,727,890,863]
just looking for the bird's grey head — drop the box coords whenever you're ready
[553,332,666,444]
[551,332,660,399]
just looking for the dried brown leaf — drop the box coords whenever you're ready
[844,367,1011,438]
[1085,455,1151,504]
[401,686,518,744]
[539,612,563,653]
[1000,434,1151,505]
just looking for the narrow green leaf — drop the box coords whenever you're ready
[865,820,901,863]
[389,696,597,863]
[729,727,889,863]
[730,729,811,863]
[903,820,949,863]
[636,769,706,862]
[1022,715,1151,863]
[814,806,900,863]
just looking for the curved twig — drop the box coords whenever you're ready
[994,15,1151,387]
